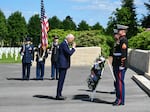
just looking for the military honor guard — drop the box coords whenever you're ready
[36,43,48,80]
[112,29,121,98]
[50,35,59,80]
[113,24,128,106]
[20,37,34,80]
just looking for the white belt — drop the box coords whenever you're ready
[113,53,121,56]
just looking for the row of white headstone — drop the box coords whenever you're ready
[0,47,21,61]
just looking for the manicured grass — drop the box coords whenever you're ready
[0,54,21,63]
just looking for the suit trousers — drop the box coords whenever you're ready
[56,68,67,97]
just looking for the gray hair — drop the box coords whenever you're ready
[66,34,75,39]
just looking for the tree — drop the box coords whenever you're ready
[28,14,41,46]
[0,10,7,46]
[49,16,62,29]
[141,0,150,28]
[78,20,89,31]
[7,11,27,46]
[62,16,76,30]
[106,0,138,38]
[92,22,104,31]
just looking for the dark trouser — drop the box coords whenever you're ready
[116,68,126,104]
[22,63,31,80]
[56,68,67,97]
[113,66,119,98]
[36,62,45,79]
[51,62,59,79]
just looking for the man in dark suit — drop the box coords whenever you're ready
[56,34,76,100]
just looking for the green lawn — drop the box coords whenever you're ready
[0,54,21,63]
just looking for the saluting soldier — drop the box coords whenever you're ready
[20,37,34,80]
[35,44,48,80]
[113,24,128,106]
[112,29,120,100]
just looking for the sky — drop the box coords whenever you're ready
[0,0,149,28]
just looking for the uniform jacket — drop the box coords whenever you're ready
[58,40,75,69]
[51,42,59,63]
[20,44,34,63]
[120,36,128,68]
[112,42,121,67]
[36,47,48,63]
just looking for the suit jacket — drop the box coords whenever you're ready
[58,40,75,69]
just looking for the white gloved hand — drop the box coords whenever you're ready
[21,52,24,56]
[119,66,125,70]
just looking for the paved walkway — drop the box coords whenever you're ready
[0,64,150,112]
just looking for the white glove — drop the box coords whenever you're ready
[119,66,125,70]
[21,52,24,56]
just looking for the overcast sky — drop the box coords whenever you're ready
[0,0,149,28]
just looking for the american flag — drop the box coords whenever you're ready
[41,0,49,48]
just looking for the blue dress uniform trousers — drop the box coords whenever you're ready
[116,68,126,104]
[113,66,119,99]
[22,63,31,80]
[36,61,45,80]
[56,68,67,97]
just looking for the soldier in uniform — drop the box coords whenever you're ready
[113,24,128,106]
[20,37,34,80]
[50,35,59,80]
[112,29,121,100]
[36,44,48,80]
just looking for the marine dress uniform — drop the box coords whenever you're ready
[113,24,128,106]
[20,37,34,80]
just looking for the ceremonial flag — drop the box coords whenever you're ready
[41,0,49,48]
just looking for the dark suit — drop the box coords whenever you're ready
[56,40,75,97]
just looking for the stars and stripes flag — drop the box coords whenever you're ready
[41,0,49,48]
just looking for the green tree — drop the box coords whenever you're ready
[129,31,150,50]
[7,11,27,46]
[92,22,104,31]
[78,20,89,31]
[106,0,138,38]
[62,16,76,30]
[28,14,41,46]
[0,10,8,46]
[49,16,62,29]
[141,0,150,28]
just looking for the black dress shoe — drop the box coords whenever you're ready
[113,102,124,106]
[50,77,55,80]
[56,96,66,100]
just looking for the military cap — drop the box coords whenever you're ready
[117,24,129,30]
[53,35,59,39]
[25,37,31,42]
[113,29,118,34]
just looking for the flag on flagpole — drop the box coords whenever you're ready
[41,0,49,48]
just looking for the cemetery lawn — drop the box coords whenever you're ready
[0,54,21,63]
